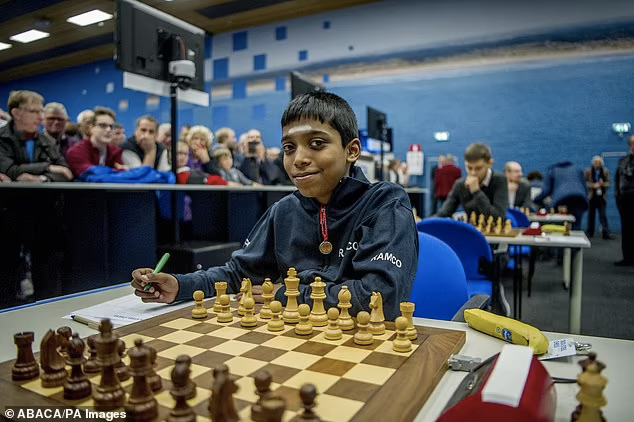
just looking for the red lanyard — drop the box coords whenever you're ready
[319,205,332,254]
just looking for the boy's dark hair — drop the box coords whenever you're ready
[136,114,159,130]
[281,91,358,147]
[464,143,492,162]
[90,107,116,125]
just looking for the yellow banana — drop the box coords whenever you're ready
[464,309,550,355]
[541,224,565,233]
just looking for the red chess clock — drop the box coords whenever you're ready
[438,346,556,422]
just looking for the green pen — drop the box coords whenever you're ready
[144,252,170,291]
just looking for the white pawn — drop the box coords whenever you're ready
[392,317,412,353]
[295,304,313,335]
[260,279,274,320]
[267,301,285,332]
[353,311,373,346]
[337,287,355,331]
[192,291,207,319]
[324,308,342,341]
[241,297,257,327]
[216,295,233,323]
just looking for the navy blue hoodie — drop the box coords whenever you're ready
[174,167,418,321]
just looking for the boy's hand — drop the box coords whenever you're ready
[235,284,282,303]
[131,268,179,303]
[465,175,480,193]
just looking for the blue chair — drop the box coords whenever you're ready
[417,219,496,298]
[505,210,531,270]
[411,232,490,321]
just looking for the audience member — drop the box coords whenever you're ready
[430,155,446,214]
[266,147,281,161]
[184,125,217,173]
[585,156,612,239]
[614,135,634,266]
[76,109,94,140]
[239,129,279,184]
[505,161,532,209]
[434,144,507,219]
[157,123,171,149]
[0,91,72,182]
[43,102,77,157]
[121,115,170,171]
[534,161,587,231]
[179,124,191,141]
[0,108,10,128]
[175,141,227,186]
[213,147,257,185]
[112,123,125,147]
[215,127,244,168]
[66,107,126,178]
[434,154,462,210]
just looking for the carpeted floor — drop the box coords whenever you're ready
[500,234,634,340]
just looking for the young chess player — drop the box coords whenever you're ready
[131,92,418,320]
[433,143,508,220]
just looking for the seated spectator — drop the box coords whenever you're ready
[121,115,170,171]
[175,141,226,186]
[112,123,126,147]
[43,102,78,157]
[505,161,532,209]
[434,143,508,219]
[0,90,72,182]
[213,147,257,186]
[76,109,94,140]
[184,125,220,176]
[434,154,462,210]
[66,107,127,178]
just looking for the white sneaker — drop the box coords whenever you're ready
[17,278,34,299]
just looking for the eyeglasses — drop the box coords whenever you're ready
[46,116,67,122]
[20,107,44,115]
[96,122,115,130]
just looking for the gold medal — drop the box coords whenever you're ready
[319,241,333,255]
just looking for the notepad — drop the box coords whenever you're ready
[64,293,212,328]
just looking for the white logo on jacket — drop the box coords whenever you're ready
[338,241,359,258]
[370,252,402,268]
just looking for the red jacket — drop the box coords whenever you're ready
[177,170,228,185]
[434,164,462,198]
[66,138,123,178]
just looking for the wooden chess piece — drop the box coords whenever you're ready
[115,339,130,382]
[238,278,253,316]
[209,364,239,422]
[392,317,412,353]
[369,292,386,335]
[399,302,418,340]
[125,339,159,422]
[495,217,503,234]
[12,331,39,381]
[295,304,313,335]
[64,332,92,400]
[353,311,373,346]
[470,211,477,226]
[56,326,72,357]
[216,294,234,323]
[251,370,275,422]
[93,319,125,410]
[259,397,286,422]
[571,352,607,422]
[290,384,321,422]
[175,355,197,400]
[192,290,208,319]
[241,297,258,327]
[260,279,274,319]
[167,355,196,422]
[337,286,355,331]
[40,329,67,388]
[83,335,100,374]
[213,281,227,313]
[145,343,162,392]
[324,308,342,341]
[267,301,285,332]
[309,277,328,327]
[283,268,300,324]
[564,222,571,236]
[504,219,513,234]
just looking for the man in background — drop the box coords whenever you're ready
[584,156,612,239]
[434,155,461,211]
[505,161,532,209]
[157,123,171,150]
[615,136,634,266]
[76,109,94,140]
[43,102,77,157]
[112,123,126,147]
[121,115,170,171]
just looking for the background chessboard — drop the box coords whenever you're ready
[0,299,466,422]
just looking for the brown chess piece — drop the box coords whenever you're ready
[251,370,275,422]
[40,329,67,388]
[92,319,125,411]
[259,397,287,422]
[290,384,321,422]
[12,331,40,381]
[56,326,72,357]
[571,352,607,422]
[209,364,239,422]
[64,333,91,400]
[114,339,130,382]
[145,344,162,392]
[83,335,101,374]
[166,356,196,422]
[175,355,196,400]
[125,339,158,422]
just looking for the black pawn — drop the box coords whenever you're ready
[12,332,40,381]
[125,339,158,422]
[64,333,91,400]
[83,335,100,374]
[114,339,130,382]
[145,344,162,392]
[166,357,196,422]
[175,355,196,400]
[251,370,274,422]
[291,384,321,422]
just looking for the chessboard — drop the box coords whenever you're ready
[454,213,521,238]
[0,297,466,422]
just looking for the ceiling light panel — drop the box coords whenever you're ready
[0,42,12,51]
[9,30,50,43]
[67,9,113,27]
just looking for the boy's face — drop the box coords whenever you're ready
[282,119,360,205]
[466,158,493,183]
[177,143,189,168]
[219,154,233,170]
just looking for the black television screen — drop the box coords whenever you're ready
[367,106,388,142]
[290,71,325,99]
[115,0,205,91]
